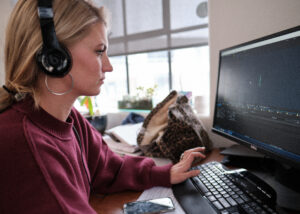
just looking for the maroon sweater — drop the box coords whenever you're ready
[0,97,172,214]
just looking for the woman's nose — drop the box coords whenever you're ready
[102,54,113,73]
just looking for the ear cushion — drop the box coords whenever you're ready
[36,45,72,77]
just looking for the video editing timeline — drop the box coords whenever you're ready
[214,30,300,158]
[214,102,300,155]
[216,102,300,127]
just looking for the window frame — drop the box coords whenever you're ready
[110,43,208,94]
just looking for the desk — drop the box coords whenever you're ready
[89,148,224,214]
[89,149,298,214]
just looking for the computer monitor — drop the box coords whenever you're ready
[212,26,300,210]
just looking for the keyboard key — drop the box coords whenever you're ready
[235,197,244,204]
[249,201,258,207]
[227,207,239,213]
[218,198,231,208]
[215,194,222,198]
[226,197,238,206]
[240,194,250,202]
[232,194,239,199]
[241,204,250,209]
[213,201,223,210]
[253,205,263,212]
[245,210,255,214]
[205,192,212,197]
[206,184,213,188]
[207,195,216,202]
[232,187,240,191]
[212,191,219,195]
[256,198,262,204]
[210,188,217,192]
[228,191,235,195]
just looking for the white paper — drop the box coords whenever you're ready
[137,187,186,214]
[103,135,140,154]
[106,122,143,146]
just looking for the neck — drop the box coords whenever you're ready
[39,78,77,121]
[39,94,76,122]
[37,74,78,121]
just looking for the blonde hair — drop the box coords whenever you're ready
[0,0,109,112]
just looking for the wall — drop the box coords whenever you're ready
[207,0,300,148]
[0,0,14,85]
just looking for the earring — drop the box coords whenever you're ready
[45,73,74,96]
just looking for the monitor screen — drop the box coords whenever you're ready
[212,26,300,169]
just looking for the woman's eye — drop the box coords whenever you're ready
[96,50,104,56]
[95,45,107,57]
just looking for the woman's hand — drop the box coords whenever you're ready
[170,147,206,184]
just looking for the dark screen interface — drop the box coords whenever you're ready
[213,32,300,160]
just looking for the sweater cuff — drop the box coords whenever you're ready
[150,163,173,187]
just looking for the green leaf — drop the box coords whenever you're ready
[87,97,94,116]
[79,96,88,106]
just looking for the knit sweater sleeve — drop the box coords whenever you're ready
[72,109,172,194]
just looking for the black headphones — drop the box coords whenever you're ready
[36,0,72,77]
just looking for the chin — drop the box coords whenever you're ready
[91,91,101,96]
[83,89,100,97]
[94,88,101,96]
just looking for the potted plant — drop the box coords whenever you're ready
[118,85,157,110]
[78,96,107,134]
[79,96,95,116]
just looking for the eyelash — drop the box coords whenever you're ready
[96,50,105,57]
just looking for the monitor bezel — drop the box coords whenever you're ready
[212,25,300,169]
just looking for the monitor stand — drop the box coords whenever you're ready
[220,144,300,212]
[220,144,266,169]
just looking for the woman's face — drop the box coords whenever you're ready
[69,22,113,97]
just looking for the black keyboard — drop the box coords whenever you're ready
[172,162,279,214]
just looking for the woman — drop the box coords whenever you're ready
[0,0,206,213]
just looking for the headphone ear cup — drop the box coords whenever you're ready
[36,45,72,77]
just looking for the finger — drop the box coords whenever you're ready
[184,151,206,163]
[180,152,204,165]
[189,147,206,153]
[183,169,200,179]
[183,147,206,157]
[188,153,205,168]
[179,152,205,171]
[181,147,205,161]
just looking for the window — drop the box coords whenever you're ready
[89,0,209,115]
[128,51,170,104]
[171,46,209,115]
[95,45,209,115]
[99,0,209,56]
[96,56,127,113]
[125,0,163,34]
